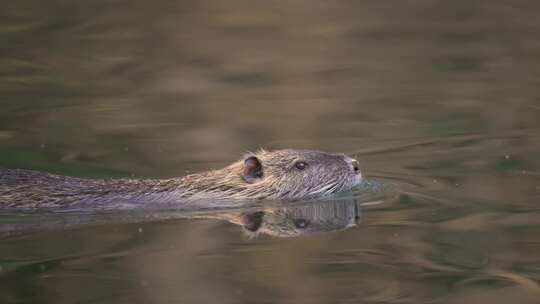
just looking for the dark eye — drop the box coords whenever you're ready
[294,161,308,170]
[293,218,309,229]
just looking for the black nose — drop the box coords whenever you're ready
[352,160,360,174]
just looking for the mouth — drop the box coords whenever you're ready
[352,174,362,186]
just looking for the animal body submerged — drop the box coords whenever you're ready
[0,149,361,210]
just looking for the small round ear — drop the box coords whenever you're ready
[241,211,265,232]
[242,156,263,183]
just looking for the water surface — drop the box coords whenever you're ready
[1,1,540,303]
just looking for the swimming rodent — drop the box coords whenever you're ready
[0,149,361,210]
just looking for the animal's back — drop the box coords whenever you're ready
[0,169,188,210]
[0,169,101,208]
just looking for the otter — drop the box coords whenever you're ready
[0,149,361,210]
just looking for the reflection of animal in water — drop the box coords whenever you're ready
[0,149,361,210]
[201,199,361,238]
[0,199,362,239]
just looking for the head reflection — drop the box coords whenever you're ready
[222,199,361,238]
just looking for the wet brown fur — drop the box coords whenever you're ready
[0,149,361,209]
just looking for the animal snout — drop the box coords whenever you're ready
[351,159,360,174]
[343,155,361,175]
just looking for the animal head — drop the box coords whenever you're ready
[181,149,362,200]
[238,149,361,200]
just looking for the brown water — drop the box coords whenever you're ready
[1,1,540,303]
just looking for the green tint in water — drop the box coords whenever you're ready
[1,0,540,303]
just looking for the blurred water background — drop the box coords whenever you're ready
[1,1,540,303]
